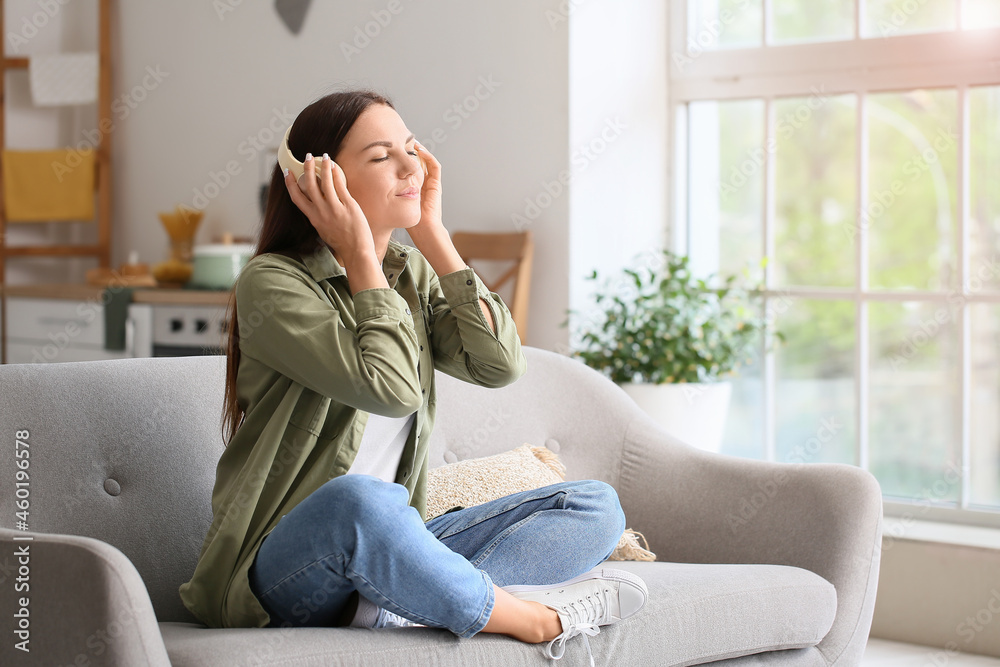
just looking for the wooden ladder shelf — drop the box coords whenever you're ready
[0,0,113,364]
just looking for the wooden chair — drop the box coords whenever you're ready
[450,230,533,345]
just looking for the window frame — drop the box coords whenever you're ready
[668,1,1000,528]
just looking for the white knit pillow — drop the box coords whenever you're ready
[426,445,655,561]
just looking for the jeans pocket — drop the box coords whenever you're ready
[430,484,569,540]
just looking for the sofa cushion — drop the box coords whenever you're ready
[159,561,836,667]
[425,444,565,519]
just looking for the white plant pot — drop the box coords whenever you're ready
[619,381,733,453]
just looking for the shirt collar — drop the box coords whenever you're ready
[301,237,411,288]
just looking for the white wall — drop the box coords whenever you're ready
[566,0,669,356]
[4,0,669,354]
[873,536,1000,658]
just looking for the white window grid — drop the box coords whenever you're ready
[668,1,1000,528]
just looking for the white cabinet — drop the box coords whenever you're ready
[5,297,134,364]
[4,291,231,364]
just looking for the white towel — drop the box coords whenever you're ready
[28,52,98,106]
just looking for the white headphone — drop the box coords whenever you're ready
[277,124,319,184]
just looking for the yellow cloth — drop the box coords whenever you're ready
[2,149,95,222]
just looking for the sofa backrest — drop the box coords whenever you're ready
[0,355,227,624]
[426,345,638,482]
[0,346,638,623]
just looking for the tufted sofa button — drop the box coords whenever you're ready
[104,478,121,496]
[544,438,560,454]
[443,450,458,464]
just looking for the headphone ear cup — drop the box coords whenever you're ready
[278,123,345,191]
[277,124,305,180]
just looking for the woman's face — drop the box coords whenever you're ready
[334,103,423,232]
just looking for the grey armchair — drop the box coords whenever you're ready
[0,346,882,666]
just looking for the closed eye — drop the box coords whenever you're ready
[373,150,419,162]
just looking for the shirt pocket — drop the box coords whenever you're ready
[288,393,342,438]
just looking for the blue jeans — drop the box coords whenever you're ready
[248,474,625,638]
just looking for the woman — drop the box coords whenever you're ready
[178,89,647,661]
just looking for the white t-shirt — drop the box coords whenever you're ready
[346,411,416,483]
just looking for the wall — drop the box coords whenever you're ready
[566,0,669,356]
[872,533,1000,659]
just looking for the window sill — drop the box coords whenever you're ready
[882,517,1000,550]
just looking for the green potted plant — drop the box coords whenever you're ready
[560,248,779,452]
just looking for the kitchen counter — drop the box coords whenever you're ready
[2,283,232,306]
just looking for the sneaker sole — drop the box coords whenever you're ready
[503,566,649,619]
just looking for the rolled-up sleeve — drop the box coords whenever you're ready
[429,266,527,387]
[236,262,422,417]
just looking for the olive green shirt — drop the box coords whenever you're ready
[178,237,527,628]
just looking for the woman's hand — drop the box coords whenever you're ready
[405,144,470,278]
[406,142,446,244]
[282,152,376,262]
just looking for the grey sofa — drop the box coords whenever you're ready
[0,346,882,666]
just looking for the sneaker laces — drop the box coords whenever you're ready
[545,587,614,665]
[545,622,600,665]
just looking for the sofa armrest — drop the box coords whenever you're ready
[0,526,170,666]
[615,415,883,667]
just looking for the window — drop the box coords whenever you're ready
[671,0,1000,526]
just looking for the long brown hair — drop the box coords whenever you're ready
[221,89,395,445]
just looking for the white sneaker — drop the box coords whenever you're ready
[349,595,424,629]
[503,567,648,665]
